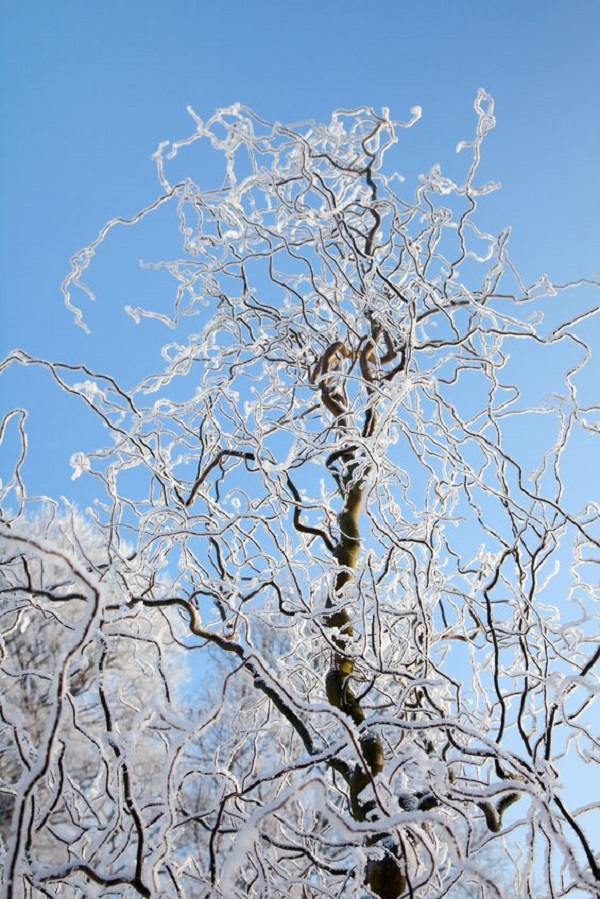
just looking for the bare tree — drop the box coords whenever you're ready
[0,505,200,897]
[1,93,599,897]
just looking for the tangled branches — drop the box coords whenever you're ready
[1,94,599,897]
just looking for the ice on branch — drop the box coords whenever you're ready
[2,94,599,899]
[69,451,90,480]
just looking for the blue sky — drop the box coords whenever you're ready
[1,0,599,503]
[0,0,598,859]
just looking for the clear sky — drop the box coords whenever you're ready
[0,0,599,857]
[0,0,599,503]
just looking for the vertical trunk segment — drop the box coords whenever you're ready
[325,468,407,898]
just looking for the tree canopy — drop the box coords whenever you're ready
[1,93,599,898]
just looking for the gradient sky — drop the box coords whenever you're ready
[1,0,599,503]
[1,0,599,843]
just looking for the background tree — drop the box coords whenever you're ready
[1,93,599,897]
[0,505,199,897]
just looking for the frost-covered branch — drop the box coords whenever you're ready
[1,95,599,898]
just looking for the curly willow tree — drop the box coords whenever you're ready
[2,93,599,897]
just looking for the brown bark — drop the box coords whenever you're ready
[324,464,406,897]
